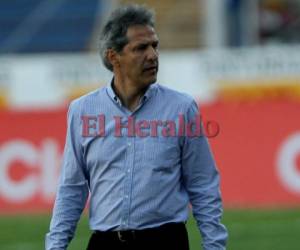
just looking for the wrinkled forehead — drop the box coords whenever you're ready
[126,25,158,44]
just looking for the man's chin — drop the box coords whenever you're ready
[148,74,157,84]
[150,77,157,84]
[140,77,156,87]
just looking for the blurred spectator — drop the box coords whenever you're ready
[259,0,300,44]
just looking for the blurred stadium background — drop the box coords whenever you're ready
[0,0,300,249]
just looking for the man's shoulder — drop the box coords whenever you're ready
[156,83,194,105]
[68,87,106,111]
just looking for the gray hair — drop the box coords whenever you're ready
[99,4,155,71]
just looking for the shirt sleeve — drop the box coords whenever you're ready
[181,100,228,250]
[45,102,89,250]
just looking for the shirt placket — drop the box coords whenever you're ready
[120,117,135,229]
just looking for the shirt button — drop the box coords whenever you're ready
[127,169,130,173]
[127,142,131,146]
[125,195,129,199]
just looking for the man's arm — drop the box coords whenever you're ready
[45,102,89,250]
[181,100,228,250]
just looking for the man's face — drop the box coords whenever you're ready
[117,25,159,88]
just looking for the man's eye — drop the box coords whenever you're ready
[137,45,147,50]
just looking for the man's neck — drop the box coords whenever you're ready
[113,77,148,112]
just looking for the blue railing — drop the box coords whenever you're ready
[0,0,101,53]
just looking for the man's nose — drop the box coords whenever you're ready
[146,46,158,61]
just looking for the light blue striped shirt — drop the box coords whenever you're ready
[46,82,228,250]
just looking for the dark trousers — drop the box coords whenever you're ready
[87,222,190,250]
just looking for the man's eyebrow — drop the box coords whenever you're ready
[133,42,150,48]
[136,40,159,46]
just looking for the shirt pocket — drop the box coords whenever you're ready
[142,136,180,172]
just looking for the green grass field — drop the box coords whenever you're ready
[1,209,299,250]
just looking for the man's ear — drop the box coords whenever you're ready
[107,49,120,69]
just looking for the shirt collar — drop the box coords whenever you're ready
[106,78,158,106]
[106,79,121,105]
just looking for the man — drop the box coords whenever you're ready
[46,4,228,250]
